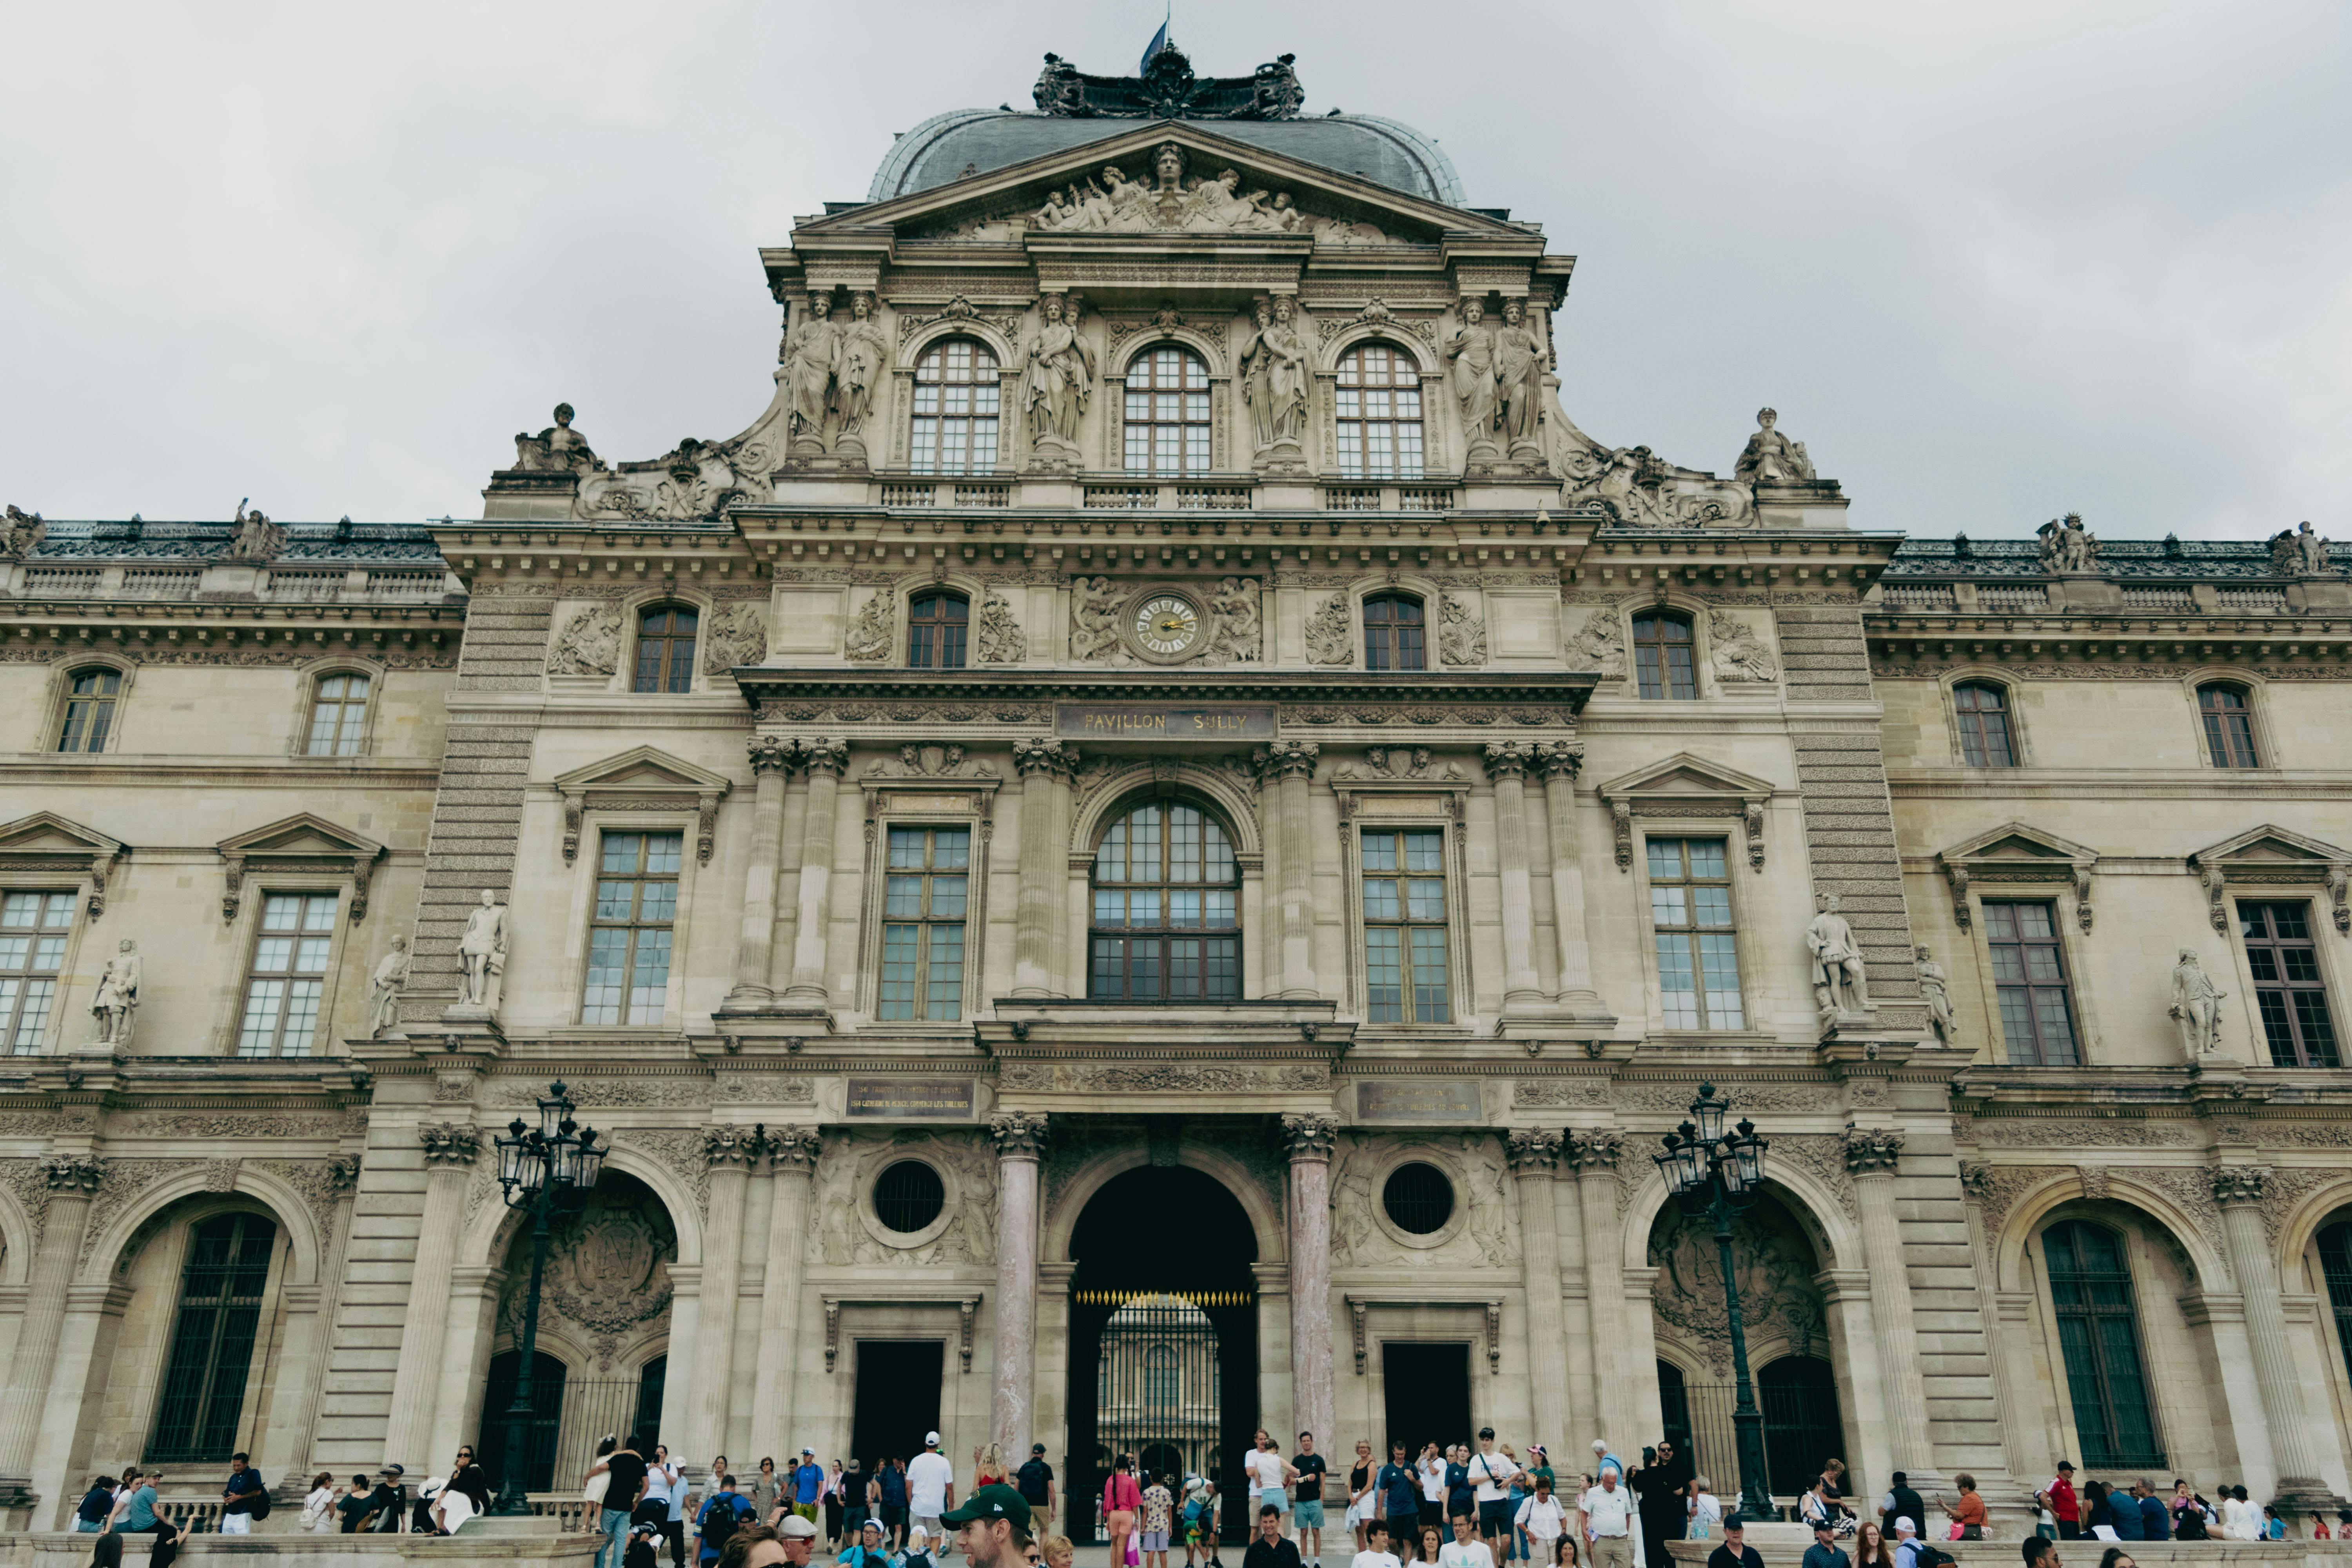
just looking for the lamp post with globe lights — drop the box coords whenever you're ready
[488,1081,608,1515]
[1652,1082,1775,1523]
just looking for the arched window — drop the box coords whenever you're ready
[149,1211,278,1462]
[1631,613,1697,700]
[1124,348,1211,475]
[1144,1343,1179,1415]
[56,667,121,752]
[1953,682,2017,767]
[2198,683,2259,768]
[1362,593,1426,671]
[1090,800,1239,1001]
[2319,1223,2352,1388]
[305,672,370,757]
[911,338,1000,474]
[908,590,970,669]
[477,1349,567,1493]
[631,1354,668,1455]
[1336,343,1424,478]
[632,606,697,694]
[2042,1220,2163,1466]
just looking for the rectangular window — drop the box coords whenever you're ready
[2239,900,2339,1067]
[236,893,338,1057]
[580,831,682,1025]
[1362,828,1449,1024]
[877,826,970,1021]
[1984,900,2078,1064]
[0,891,74,1053]
[1647,838,1744,1029]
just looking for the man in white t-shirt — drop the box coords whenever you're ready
[1578,1468,1634,1568]
[907,1433,956,1558]
[1353,1517,1403,1568]
[1466,1430,1519,1559]
[1418,1447,1446,1538]
[1438,1512,1495,1568]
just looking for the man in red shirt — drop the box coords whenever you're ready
[2038,1462,2080,1541]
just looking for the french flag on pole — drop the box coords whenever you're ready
[1140,21,1169,73]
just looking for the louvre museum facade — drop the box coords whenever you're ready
[2,41,2350,1532]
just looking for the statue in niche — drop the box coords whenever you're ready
[514,403,603,474]
[833,293,889,455]
[1018,294,1095,463]
[1240,298,1309,454]
[368,935,411,1038]
[456,889,509,1012]
[1238,299,1276,451]
[1915,944,1957,1045]
[1733,407,1815,486]
[2169,947,2228,1062]
[1445,300,1501,458]
[1493,299,1547,458]
[1806,891,1870,1024]
[783,291,840,454]
[91,938,141,1047]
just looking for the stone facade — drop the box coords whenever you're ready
[3,41,2352,1536]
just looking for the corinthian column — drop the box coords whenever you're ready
[384,1123,479,1470]
[1257,740,1321,999]
[782,739,848,1007]
[1011,740,1078,998]
[1282,1115,1338,1457]
[751,1128,820,1459]
[1535,740,1612,1021]
[1566,1129,1633,1444]
[991,1113,1049,1457]
[0,1156,104,1501]
[2212,1166,2332,1506]
[1508,1131,1570,1448]
[1484,744,1546,1009]
[725,735,794,1007]
[1844,1129,1940,1488]
[691,1127,760,1458]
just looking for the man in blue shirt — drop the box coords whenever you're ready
[1801,1520,1849,1568]
[697,1474,758,1564]
[1377,1444,1425,1563]
[221,1452,266,1535]
[2106,1484,2144,1542]
[2134,1480,2169,1541]
[881,1456,912,1550]
[792,1450,825,1524]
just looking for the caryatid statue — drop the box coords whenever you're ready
[1807,891,1871,1021]
[1493,298,1547,457]
[457,889,510,1011]
[2168,947,2227,1062]
[1445,298,1501,457]
[1019,294,1096,459]
[833,292,889,453]
[783,291,840,454]
[91,937,142,1047]
[1240,296,1309,454]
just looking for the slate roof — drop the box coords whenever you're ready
[1884,537,2321,581]
[22,519,448,565]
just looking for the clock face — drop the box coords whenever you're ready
[1133,593,1203,657]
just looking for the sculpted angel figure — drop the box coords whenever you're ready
[1445,299,1500,450]
[91,938,142,1047]
[1018,294,1095,451]
[1733,407,1815,485]
[783,292,839,449]
[833,292,889,443]
[1241,297,1309,448]
[2169,947,2227,1061]
[1493,299,1547,450]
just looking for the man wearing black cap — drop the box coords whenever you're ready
[1707,1517,1765,1568]
[1802,1517,1849,1568]
[942,1483,1034,1568]
[1015,1444,1056,1523]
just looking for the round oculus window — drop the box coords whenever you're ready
[1381,1161,1455,1235]
[873,1160,946,1234]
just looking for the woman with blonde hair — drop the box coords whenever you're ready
[976,1444,1011,1488]
[1041,1534,1077,1568]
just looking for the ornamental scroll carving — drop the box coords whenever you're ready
[1757,1134,1859,1226]
[808,1129,999,1267]
[996,1061,1324,1094]
[80,1159,196,1272]
[1437,592,1487,667]
[499,1181,677,1369]
[1304,593,1354,666]
[975,589,1025,663]
[844,592,897,662]
[701,601,768,674]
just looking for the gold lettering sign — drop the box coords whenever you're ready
[845,1078,975,1118]
[1055,703,1278,742]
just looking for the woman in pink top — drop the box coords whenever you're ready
[1104,1455,1144,1568]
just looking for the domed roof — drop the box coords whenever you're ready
[866,46,1465,208]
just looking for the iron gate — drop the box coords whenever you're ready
[1081,1291,1242,1535]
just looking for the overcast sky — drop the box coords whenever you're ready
[3,1,2346,540]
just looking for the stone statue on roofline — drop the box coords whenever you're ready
[2036,512,2100,572]
[513,403,603,474]
[1733,407,1815,485]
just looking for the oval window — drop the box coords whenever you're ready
[1381,1162,1455,1235]
[874,1160,947,1234]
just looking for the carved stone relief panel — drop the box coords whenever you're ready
[806,1127,1000,1269]
[1328,1131,1514,1271]
[1648,1200,1827,1376]
[498,1177,677,1371]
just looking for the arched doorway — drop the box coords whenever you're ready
[1067,1165,1258,1545]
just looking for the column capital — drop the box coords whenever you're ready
[765,1125,821,1174]
[418,1123,480,1166]
[1280,1113,1338,1162]
[748,734,795,775]
[1013,737,1082,779]
[44,1154,106,1192]
[1483,741,1534,782]
[795,737,849,778]
[1843,1127,1904,1175]
[1564,1127,1623,1173]
[1507,1128,1562,1174]
[1252,739,1320,782]
[2211,1164,2270,1206]
[704,1125,764,1169]
[1535,739,1585,782]
[990,1111,1050,1160]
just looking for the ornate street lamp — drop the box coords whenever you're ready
[488,1081,608,1515]
[1653,1083,1775,1523]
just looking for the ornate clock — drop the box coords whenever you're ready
[1130,592,1205,661]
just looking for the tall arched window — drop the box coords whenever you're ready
[149,1212,278,1462]
[1632,613,1697,700]
[478,1349,567,1493]
[2198,683,2259,768]
[633,606,697,694]
[1090,800,1239,1001]
[1124,348,1211,475]
[908,590,970,669]
[2319,1222,2352,1389]
[1757,1356,1846,1497]
[1336,343,1423,478]
[305,672,371,756]
[1144,1343,1179,1415]
[1362,593,1426,671]
[2042,1220,2163,1466]
[911,338,1000,474]
[56,667,121,752]
[1954,682,2017,767]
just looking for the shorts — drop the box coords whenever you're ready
[916,1514,944,1541]
[1186,1521,1208,1545]
[220,1515,252,1535]
[1480,1501,1513,1536]
[1264,1491,1289,1515]
[883,1506,908,1528]
[1295,1501,1325,1529]
[1143,1532,1171,1552]
[795,1503,819,1523]
[1423,1504,1448,1533]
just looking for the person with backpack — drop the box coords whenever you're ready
[1015,1445,1057,1529]
[220,1451,269,1533]
[701,1474,760,1564]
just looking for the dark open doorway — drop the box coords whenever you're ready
[1068,1161,1259,1546]
[1381,1343,1471,1460]
[851,1341,945,1469]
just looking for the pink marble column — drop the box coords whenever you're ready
[0,1156,103,1504]
[991,1113,1049,1457]
[1282,1115,1338,1468]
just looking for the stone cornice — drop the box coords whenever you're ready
[741,666,1597,717]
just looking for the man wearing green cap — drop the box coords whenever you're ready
[943,1484,1035,1568]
